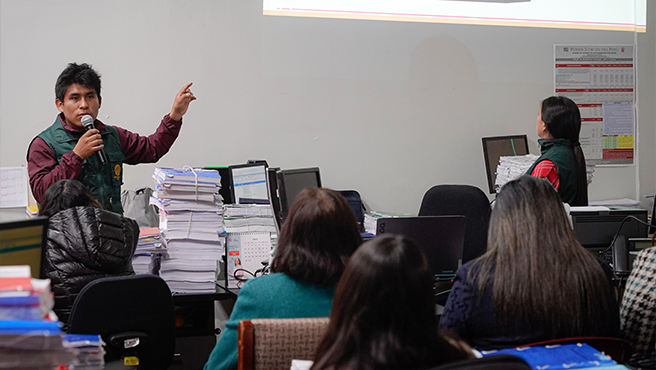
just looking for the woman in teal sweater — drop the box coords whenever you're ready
[204,187,363,370]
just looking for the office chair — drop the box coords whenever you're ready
[238,317,330,370]
[67,275,176,369]
[418,185,491,263]
[430,354,531,370]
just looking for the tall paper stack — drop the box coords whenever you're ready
[150,167,224,294]
[496,155,596,192]
[0,265,80,369]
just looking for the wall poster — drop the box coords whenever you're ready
[554,45,635,166]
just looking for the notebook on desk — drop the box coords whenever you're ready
[375,216,466,278]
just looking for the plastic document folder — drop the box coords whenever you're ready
[481,343,616,370]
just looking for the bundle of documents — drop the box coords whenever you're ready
[496,155,595,191]
[223,204,277,233]
[0,265,78,370]
[0,266,54,321]
[495,154,540,192]
[63,334,105,370]
[132,227,167,275]
[151,167,224,293]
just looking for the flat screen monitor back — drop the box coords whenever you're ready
[266,167,282,233]
[375,216,466,277]
[229,163,269,204]
[482,135,529,193]
[277,167,321,226]
[0,217,49,279]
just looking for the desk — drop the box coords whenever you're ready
[171,284,237,370]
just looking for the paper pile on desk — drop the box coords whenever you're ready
[63,334,105,370]
[132,227,167,275]
[495,155,595,191]
[0,265,78,369]
[150,167,224,293]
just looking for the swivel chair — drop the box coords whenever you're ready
[67,274,176,369]
[418,185,491,263]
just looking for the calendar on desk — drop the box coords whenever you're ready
[226,232,272,289]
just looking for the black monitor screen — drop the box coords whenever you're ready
[277,167,321,226]
[482,135,530,194]
[0,217,49,278]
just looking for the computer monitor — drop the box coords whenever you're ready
[482,135,530,193]
[276,167,322,226]
[266,167,282,233]
[229,163,269,204]
[204,166,232,204]
[0,217,49,278]
[375,216,466,278]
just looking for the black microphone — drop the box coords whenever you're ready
[81,115,107,165]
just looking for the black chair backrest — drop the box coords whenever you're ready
[418,185,491,263]
[67,274,175,369]
[430,354,531,370]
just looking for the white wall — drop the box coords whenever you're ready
[1,0,654,214]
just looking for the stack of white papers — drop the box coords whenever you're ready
[0,266,77,369]
[132,228,167,275]
[223,204,277,234]
[496,155,596,191]
[63,334,105,370]
[151,167,224,294]
[495,154,540,191]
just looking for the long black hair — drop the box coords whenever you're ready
[312,235,470,370]
[541,96,588,206]
[39,179,103,217]
[472,176,618,339]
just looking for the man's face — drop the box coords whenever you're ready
[55,83,102,129]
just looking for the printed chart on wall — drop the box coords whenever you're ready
[554,45,635,166]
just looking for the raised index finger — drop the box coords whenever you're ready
[178,82,193,96]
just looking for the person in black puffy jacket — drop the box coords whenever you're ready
[39,179,138,327]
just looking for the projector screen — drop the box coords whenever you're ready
[264,0,647,33]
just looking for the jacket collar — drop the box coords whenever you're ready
[538,138,573,153]
[58,113,107,133]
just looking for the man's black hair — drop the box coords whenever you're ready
[55,63,102,102]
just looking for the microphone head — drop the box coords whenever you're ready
[81,115,94,129]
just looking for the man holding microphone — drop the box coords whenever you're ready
[27,63,196,214]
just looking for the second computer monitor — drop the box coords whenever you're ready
[277,167,322,227]
[229,163,269,204]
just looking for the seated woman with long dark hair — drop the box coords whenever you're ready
[39,179,138,326]
[311,235,471,370]
[439,175,619,349]
[204,187,362,370]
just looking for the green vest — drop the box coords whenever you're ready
[526,138,579,205]
[34,117,125,214]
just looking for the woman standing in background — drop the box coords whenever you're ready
[527,96,588,206]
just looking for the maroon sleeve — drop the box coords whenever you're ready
[117,114,183,165]
[27,137,83,203]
